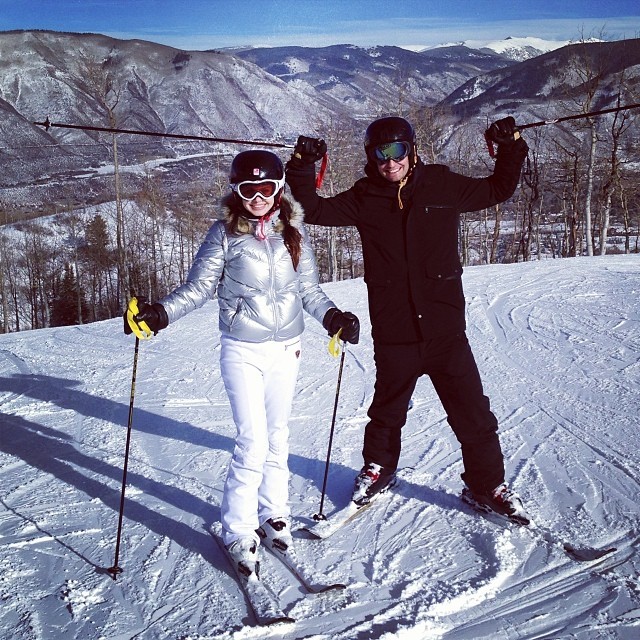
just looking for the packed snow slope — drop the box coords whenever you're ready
[1,255,639,640]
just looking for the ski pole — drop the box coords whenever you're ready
[107,334,141,580]
[313,334,347,521]
[33,117,295,149]
[518,101,640,131]
[485,101,640,157]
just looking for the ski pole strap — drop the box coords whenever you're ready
[126,297,153,340]
[328,328,343,357]
[484,130,496,158]
[316,153,329,189]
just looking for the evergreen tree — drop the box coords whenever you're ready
[81,214,116,320]
[50,264,88,327]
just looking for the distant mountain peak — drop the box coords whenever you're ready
[429,36,575,61]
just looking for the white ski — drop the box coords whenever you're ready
[211,528,294,626]
[260,538,346,593]
[301,476,398,540]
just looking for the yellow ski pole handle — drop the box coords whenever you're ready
[328,328,343,357]
[126,297,153,340]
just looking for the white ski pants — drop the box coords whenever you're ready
[219,334,302,546]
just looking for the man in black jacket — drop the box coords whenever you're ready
[285,116,530,522]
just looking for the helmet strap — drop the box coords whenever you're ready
[272,189,283,212]
[254,190,283,240]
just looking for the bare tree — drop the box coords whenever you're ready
[616,169,639,254]
[75,53,129,306]
[19,223,57,329]
[312,116,362,281]
[0,233,12,332]
[412,104,452,165]
[598,81,636,255]
[558,32,612,256]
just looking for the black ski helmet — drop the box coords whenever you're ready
[229,149,284,184]
[364,116,416,165]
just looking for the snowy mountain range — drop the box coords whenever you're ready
[232,43,510,114]
[0,30,349,208]
[1,30,639,213]
[428,35,575,62]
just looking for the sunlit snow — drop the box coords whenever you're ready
[1,255,639,638]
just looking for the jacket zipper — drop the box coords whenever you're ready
[264,236,279,335]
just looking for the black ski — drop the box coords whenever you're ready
[461,488,616,562]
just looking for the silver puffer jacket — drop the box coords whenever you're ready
[159,194,335,342]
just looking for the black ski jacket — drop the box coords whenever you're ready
[285,140,528,345]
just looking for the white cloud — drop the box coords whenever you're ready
[102,16,640,51]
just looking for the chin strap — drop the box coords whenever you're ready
[255,212,275,240]
[251,191,283,240]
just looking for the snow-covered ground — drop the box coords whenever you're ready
[1,255,639,639]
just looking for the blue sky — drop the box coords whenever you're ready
[1,0,639,50]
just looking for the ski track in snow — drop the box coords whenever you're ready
[1,255,639,639]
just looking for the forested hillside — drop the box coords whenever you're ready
[1,31,639,332]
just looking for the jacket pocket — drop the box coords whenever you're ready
[425,264,463,281]
[228,298,246,329]
[423,204,455,216]
[363,275,395,287]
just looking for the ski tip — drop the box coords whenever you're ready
[298,526,326,540]
[260,615,296,626]
[315,583,347,593]
[564,544,617,562]
[509,513,532,527]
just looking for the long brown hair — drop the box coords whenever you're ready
[279,199,302,270]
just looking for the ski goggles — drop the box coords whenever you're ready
[372,141,411,164]
[231,177,285,201]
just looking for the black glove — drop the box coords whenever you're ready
[293,136,327,164]
[323,308,360,345]
[123,297,169,336]
[485,116,521,147]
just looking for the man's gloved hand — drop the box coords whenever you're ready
[123,297,169,336]
[323,308,360,345]
[293,136,327,164]
[485,116,521,147]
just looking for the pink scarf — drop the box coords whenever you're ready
[255,212,275,240]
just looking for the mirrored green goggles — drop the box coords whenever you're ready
[373,141,411,163]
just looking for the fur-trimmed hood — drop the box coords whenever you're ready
[218,193,305,235]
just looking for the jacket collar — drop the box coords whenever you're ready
[364,157,422,209]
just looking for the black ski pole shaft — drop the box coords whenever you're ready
[107,335,141,580]
[519,102,640,130]
[33,117,295,148]
[485,102,640,157]
[313,345,347,521]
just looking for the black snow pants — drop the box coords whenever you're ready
[362,332,505,494]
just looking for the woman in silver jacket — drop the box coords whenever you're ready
[125,150,360,574]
